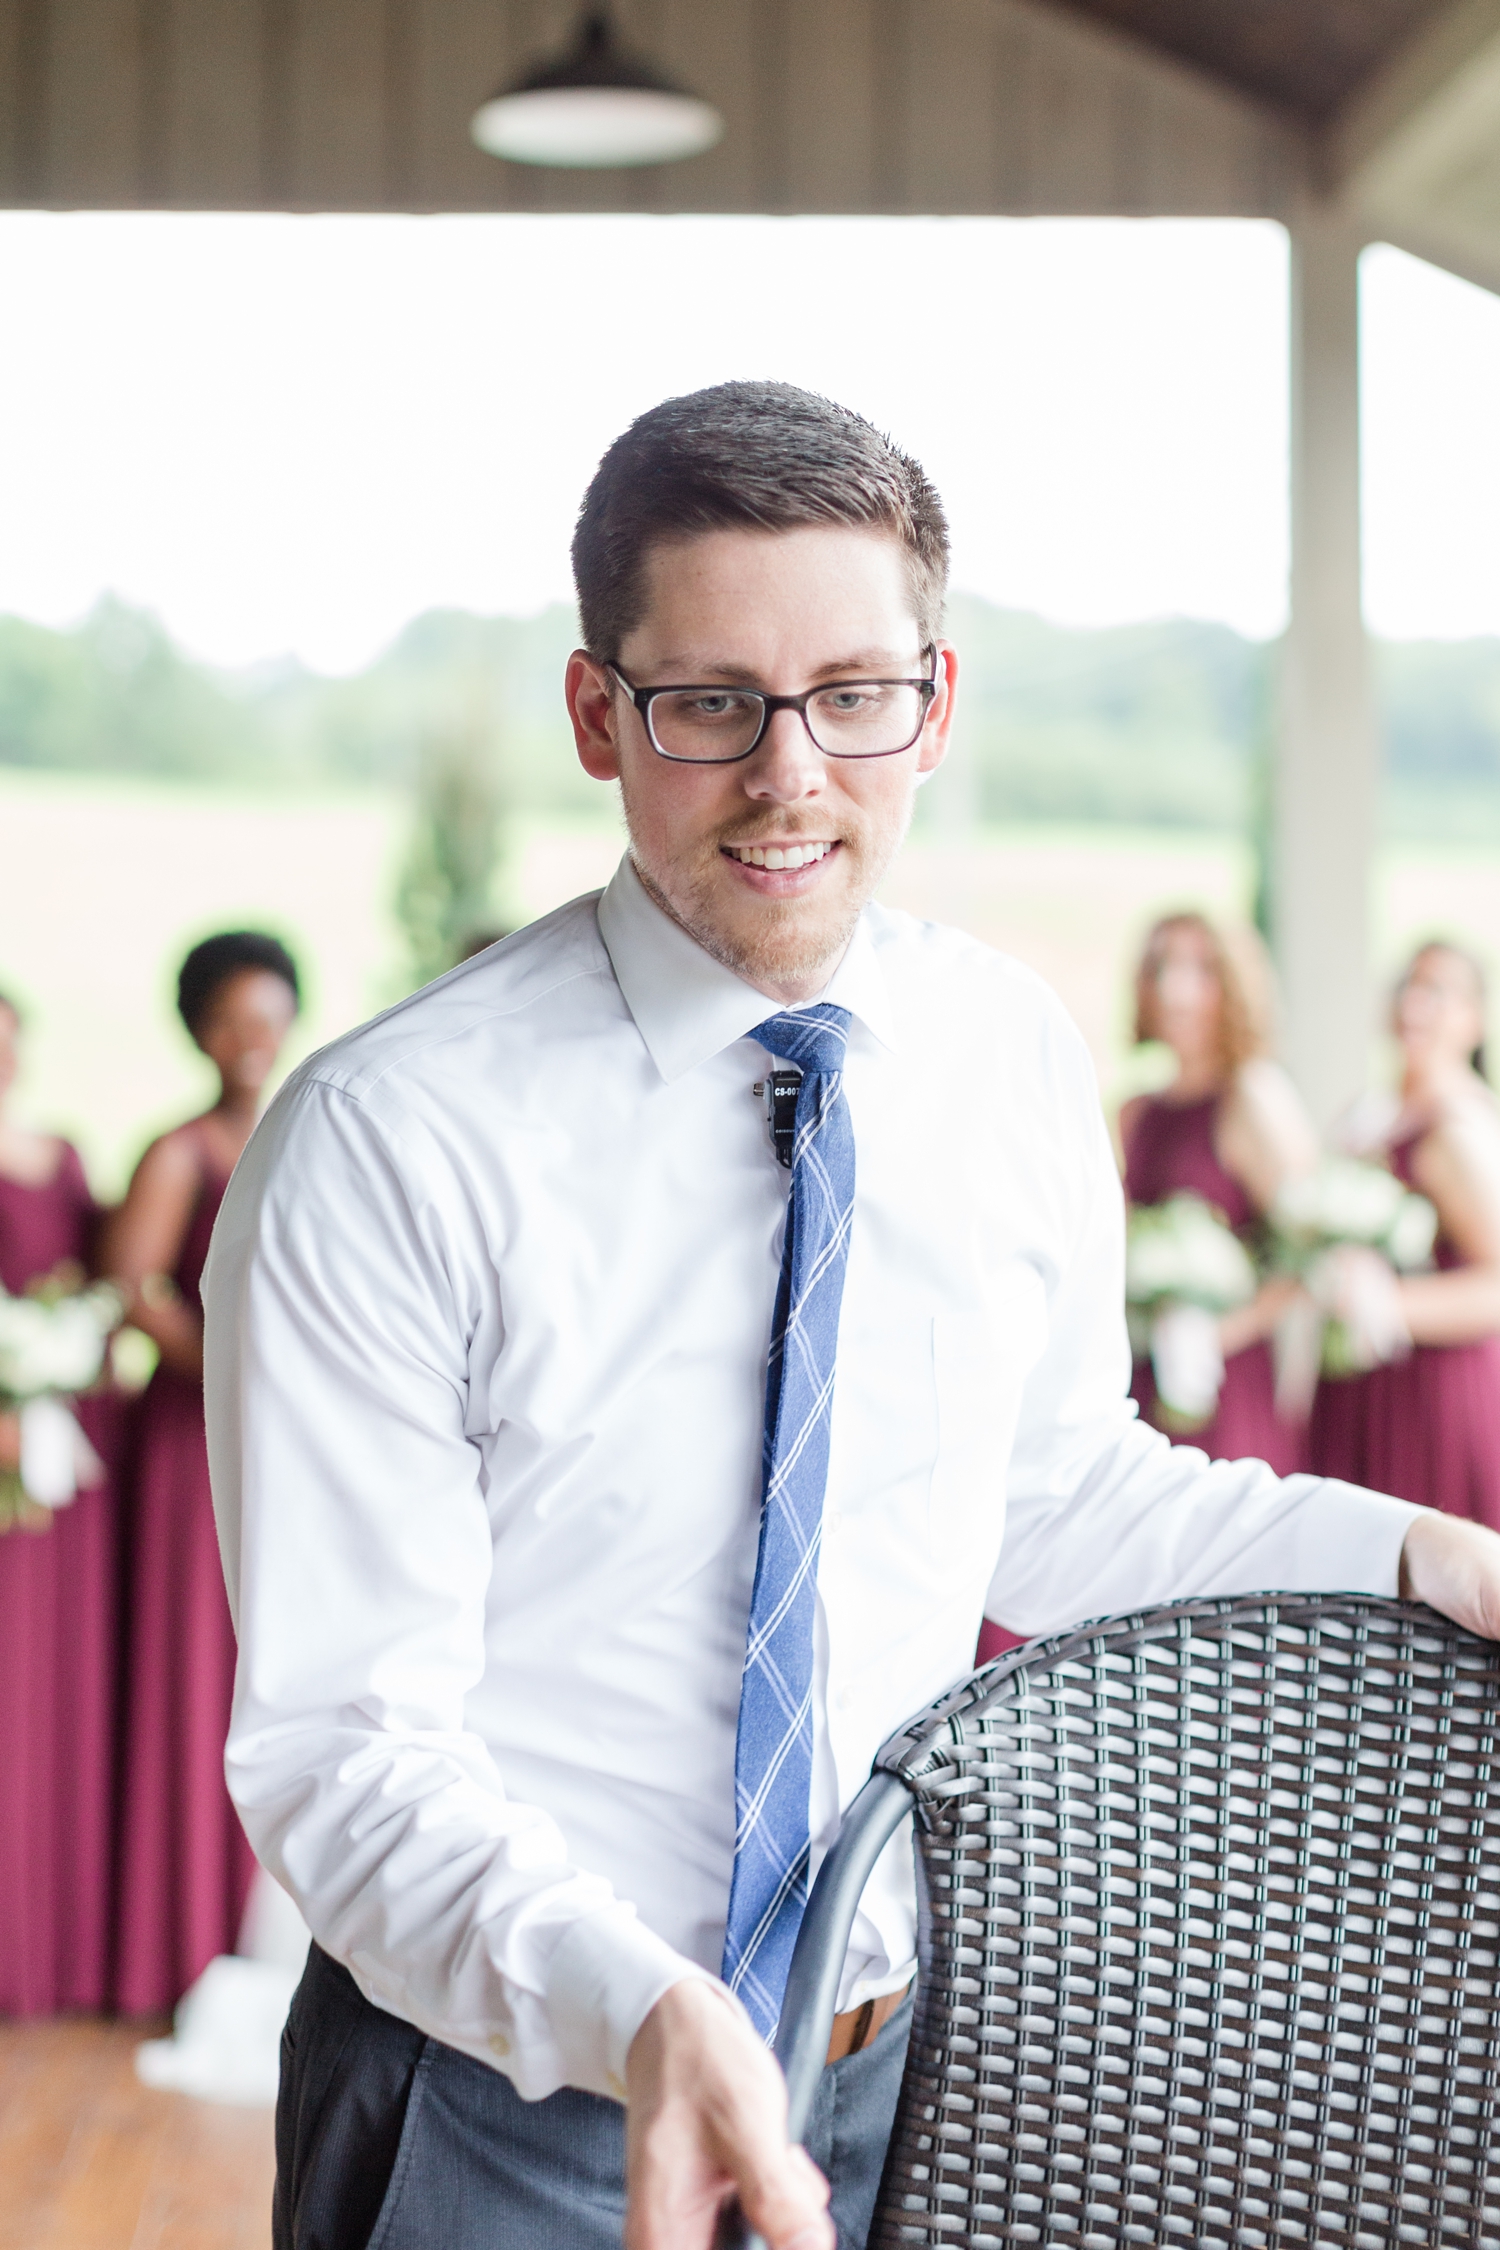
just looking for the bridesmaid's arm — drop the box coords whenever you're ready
[1400,1111,1500,1346]
[1114,1092,1149,1182]
[1217,1274,1301,1359]
[1215,1060,1319,1358]
[1216,1059,1320,1215]
[104,1130,207,1381]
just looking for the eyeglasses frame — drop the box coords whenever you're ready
[606,647,941,765]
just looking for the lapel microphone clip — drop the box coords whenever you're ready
[755,1069,802,1169]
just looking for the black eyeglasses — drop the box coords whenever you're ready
[607,649,939,765]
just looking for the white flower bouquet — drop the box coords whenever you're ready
[1270,1158,1436,1402]
[0,1267,122,1532]
[1126,1194,1258,1431]
[1273,1158,1437,1275]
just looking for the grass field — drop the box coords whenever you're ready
[0,769,1494,1197]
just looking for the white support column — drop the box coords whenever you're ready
[1275,203,1378,1129]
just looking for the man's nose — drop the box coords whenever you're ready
[744,707,826,800]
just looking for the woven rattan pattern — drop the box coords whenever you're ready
[870,1595,1500,2250]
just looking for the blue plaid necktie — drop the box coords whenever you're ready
[721,1003,855,2039]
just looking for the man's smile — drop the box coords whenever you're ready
[722,839,836,870]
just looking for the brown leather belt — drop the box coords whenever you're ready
[825,1978,912,2063]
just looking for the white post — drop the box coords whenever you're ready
[1276,203,1378,1130]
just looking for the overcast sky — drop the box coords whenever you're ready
[0,211,1495,673]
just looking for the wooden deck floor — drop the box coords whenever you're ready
[0,2020,274,2250]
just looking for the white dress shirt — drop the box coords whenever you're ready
[205,855,1418,2103]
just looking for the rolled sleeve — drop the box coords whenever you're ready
[547,1907,716,2100]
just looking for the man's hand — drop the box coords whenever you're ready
[625,1979,834,2250]
[1400,1509,1500,1641]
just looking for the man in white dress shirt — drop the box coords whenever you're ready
[206,381,1500,2250]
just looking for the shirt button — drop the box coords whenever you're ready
[825,1509,842,1535]
[837,1685,856,1712]
[488,2031,511,2058]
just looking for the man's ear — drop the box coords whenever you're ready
[915,642,958,776]
[566,650,622,781]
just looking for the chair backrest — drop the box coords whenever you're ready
[857,1592,1500,2249]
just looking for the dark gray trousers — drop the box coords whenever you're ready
[275,1944,911,2250]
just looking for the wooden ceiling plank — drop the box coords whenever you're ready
[1126,46,1300,218]
[382,0,416,205]
[1023,20,1125,211]
[651,0,760,215]
[778,0,878,216]
[407,0,516,209]
[42,0,145,204]
[902,0,1007,215]
[0,0,36,201]
[985,3,1039,213]
[285,0,389,207]
[994,0,1300,220]
[155,0,264,206]
[870,0,915,213]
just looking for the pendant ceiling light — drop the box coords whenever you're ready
[471,10,724,170]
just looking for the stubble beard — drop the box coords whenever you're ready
[622,797,913,998]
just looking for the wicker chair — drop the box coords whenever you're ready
[759,1591,1500,2250]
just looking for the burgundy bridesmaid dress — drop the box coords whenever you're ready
[979,1093,1302,1669]
[0,1144,122,2016]
[113,1125,255,2015]
[1122,1091,1302,1475]
[1309,1129,1500,1526]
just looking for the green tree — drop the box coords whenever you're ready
[0,597,261,778]
[394,703,512,990]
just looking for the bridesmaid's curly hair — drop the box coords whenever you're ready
[1132,912,1271,1077]
[177,931,300,1040]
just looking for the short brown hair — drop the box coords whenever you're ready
[1132,911,1271,1076]
[571,380,950,659]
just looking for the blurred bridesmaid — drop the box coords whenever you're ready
[1309,941,1500,1523]
[1120,912,1316,1473]
[109,932,300,2015]
[978,911,1316,1666]
[0,990,120,2015]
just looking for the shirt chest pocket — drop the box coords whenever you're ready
[931,1267,1048,1537]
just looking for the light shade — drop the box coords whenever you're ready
[471,12,724,171]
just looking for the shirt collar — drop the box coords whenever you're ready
[596,853,899,1084]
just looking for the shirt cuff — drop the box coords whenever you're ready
[546,1904,716,2102]
[1284,1476,1420,1596]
